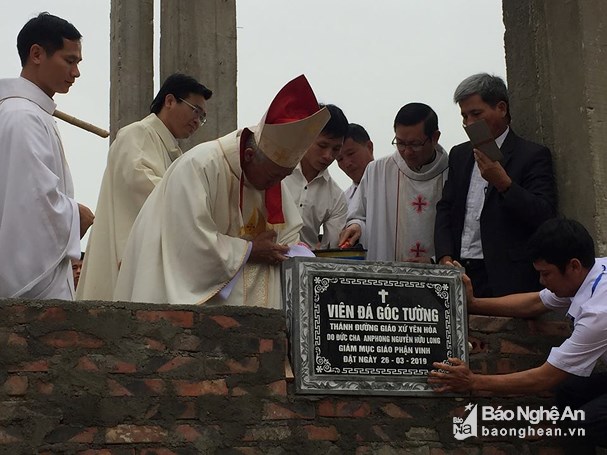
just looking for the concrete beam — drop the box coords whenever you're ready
[160,0,237,151]
[109,0,155,142]
[503,0,607,254]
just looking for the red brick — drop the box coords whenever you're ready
[528,320,571,337]
[210,315,240,329]
[145,337,167,351]
[178,401,197,419]
[41,331,104,349]
[172,334,201,351]
[0,428,21,444]
[34,380,54,395]
[37,307,67,322]
[209,314,240,328]
[173,379,228,396]
[266,380,287,396]
[468,335,488,354]
[76,356,99,372]
[317,399,370,417]
[500,339,540,355]
[175,424,202,442]
[105,357,137,374]
[69,427,98,443]
[259,338,274,353]
[157,356,193,373]
[107,379,133,397]
[303,425,339,441]
[5,305,28,323]
[8,359,48,372]
[263,403,314,420]
[140,449,178,455]
[468,315,513,333]
[135,310,194,328]
[3,375,27,396]
[372,425,390,441]
[144,379,165,395]
[233,449,263,455]
[226,357,259,373]
[380,403,412,419]
[232,386,248,397]
[105,424,167,443]
[7,333,27,347]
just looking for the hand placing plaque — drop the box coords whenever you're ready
[281,257,468,396]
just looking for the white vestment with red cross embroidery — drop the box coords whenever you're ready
[347,147,448,262]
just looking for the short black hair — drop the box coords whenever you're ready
[528,217,595,273]
[17,12,82,67]
[319,103,348,139]
[345,123,370,144]
[393,102,438,138]
[150,73,213,114]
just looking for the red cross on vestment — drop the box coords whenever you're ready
[410,242,426,257]
[411,195,428,213]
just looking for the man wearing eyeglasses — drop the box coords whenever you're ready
[76,73,212,301]
[339,103,448,263]
[113,75,330,307]
[434,73,557,297]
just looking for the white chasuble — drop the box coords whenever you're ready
[113,130,302,307]
[348,147,448,262]
[77,114,181,301]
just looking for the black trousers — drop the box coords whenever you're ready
[460,258,493,298]
[555,373,607,454]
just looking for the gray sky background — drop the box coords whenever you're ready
[2,1,506,248]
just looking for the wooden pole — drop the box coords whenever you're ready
[53,110,109,138]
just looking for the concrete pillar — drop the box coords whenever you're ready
[503,0,607,254]
[109,0,155,141]
[160,0,237,151]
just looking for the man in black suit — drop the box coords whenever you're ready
[434,73,557,297]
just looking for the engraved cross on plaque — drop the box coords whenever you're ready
[378,289,389,303]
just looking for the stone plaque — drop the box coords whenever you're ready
[282,257,468,396]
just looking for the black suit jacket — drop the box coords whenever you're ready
[434,130,557,296]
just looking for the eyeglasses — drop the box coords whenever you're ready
[179,98,207,125]
[391,136,429,152]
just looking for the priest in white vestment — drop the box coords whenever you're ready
[339,103,448,262]
[0,14,93,299]
[76,74,212,301]
[114,75,330,307]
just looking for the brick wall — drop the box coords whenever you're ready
[0,300,575,454]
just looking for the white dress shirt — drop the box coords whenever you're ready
[284,165,348,249]
[460,127,509,259]
[540,257,607,376]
